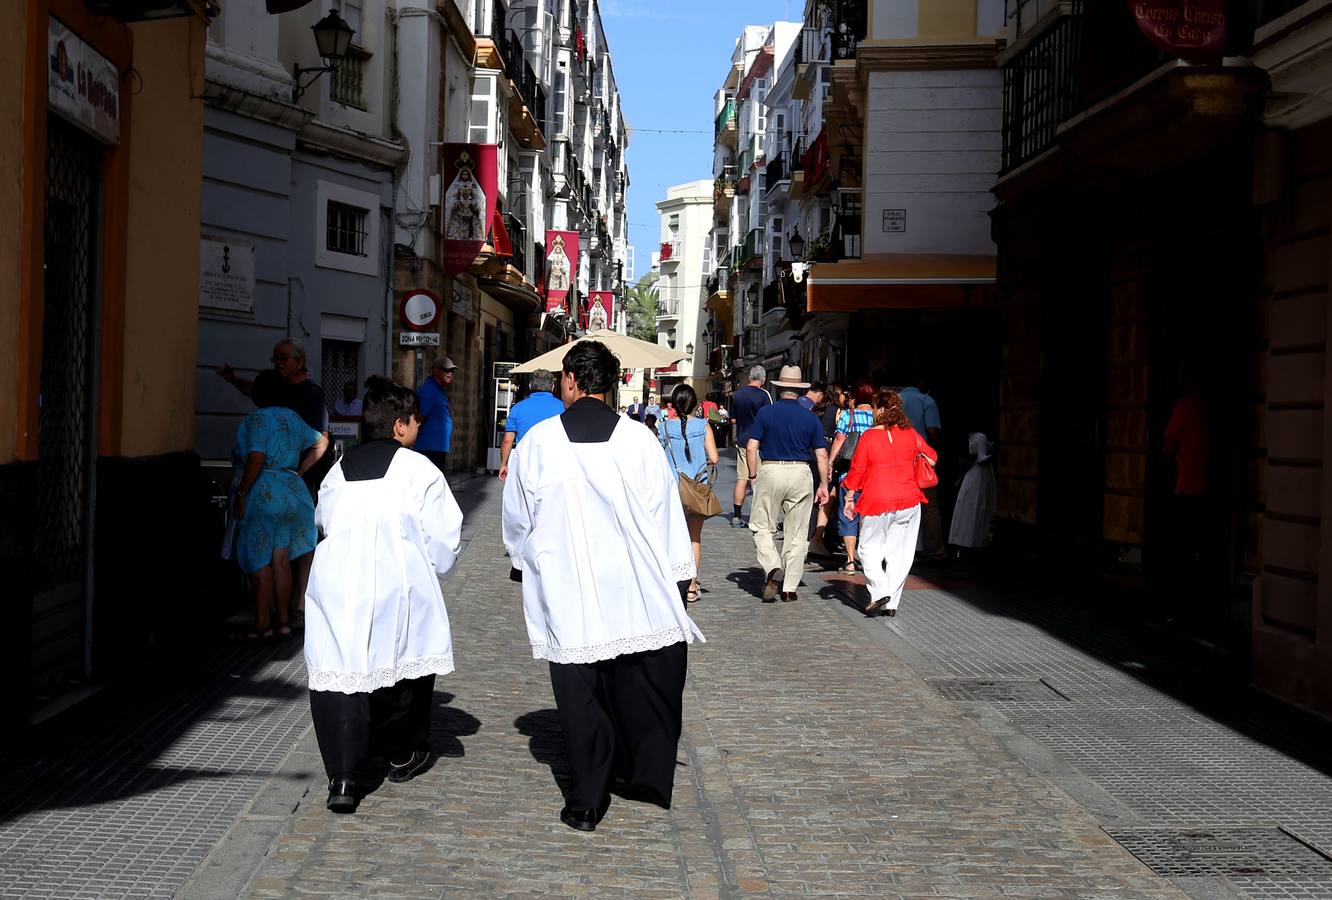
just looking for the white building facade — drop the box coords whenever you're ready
[654,180,714,398]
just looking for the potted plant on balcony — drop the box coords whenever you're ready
[806,229,834,263]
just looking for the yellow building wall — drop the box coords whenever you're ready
[117,18,205,458]
[0,5,26,464]
[869,0,999,44]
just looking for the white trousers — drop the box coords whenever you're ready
[858,504,921,611]
[750,463,814,592]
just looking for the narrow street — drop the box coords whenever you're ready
[2,464,1328,898]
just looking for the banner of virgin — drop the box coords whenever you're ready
[544,230,580,314]
[440,143,498,276]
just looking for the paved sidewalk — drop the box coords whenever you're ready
[212,472,1178,899]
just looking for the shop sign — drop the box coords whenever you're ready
[439,143,498,276]
[544,230,580,315]
[451,280,476,319]
[48,18,120,145]
[400,332,441,347]
[399,289,441,331]
[1126,0,1226,61]
[199,238,255,313]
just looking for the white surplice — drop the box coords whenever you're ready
[304,447,463,693]
[949,432,997,549]
[502,413,704,664]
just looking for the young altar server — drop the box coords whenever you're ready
[502,340,704,833]
[304,376,464,813]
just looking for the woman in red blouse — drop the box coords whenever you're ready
[841,389,938,617]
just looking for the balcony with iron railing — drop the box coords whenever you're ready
[656,294,680,319]
[732,228,764,270]
[503,212,528,279]
[716,98,738,146]
[1000,0,1266,174]
[330,48,368,109]
[659,239,682,264]
[764,151,789,194]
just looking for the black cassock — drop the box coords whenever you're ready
[549,399,691,811]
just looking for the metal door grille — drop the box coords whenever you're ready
[33,114,101,684]
[320,339,360,412]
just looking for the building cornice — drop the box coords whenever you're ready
[1254,0,1332,129]
[298,119,409,168]
[857,41,999,82]
[203,43,312,131]
[435,0,479,64]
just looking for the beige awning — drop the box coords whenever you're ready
[510,329,686,374]
[806,254,996,313]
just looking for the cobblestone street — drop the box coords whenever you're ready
[4,466,1332,898]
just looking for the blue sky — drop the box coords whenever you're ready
[598,0,795,283]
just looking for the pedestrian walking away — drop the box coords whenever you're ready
[745,365,831,603]
[729,364,773,527]
[898,375,945,560]
[949,432,996,552]
[658,383,720,604]
[502,340,704,833]
[304,376,464,814]
[829,381,877,574]
[231,369,328,640]
[416,356,456,474]
[498,368,564,480]
[843,389,938,617]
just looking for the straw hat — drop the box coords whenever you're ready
[771,365,810,390]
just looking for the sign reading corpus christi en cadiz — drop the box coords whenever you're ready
[1126,0,1226,62]
[48,18,120,145]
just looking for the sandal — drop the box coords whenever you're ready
[838,562,857,575]
[275,624,292,639]
[686,590,700,604]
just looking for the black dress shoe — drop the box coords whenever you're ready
[884,607,897,617]
[327,777,357,813]
[387,750,432,784]
[781,591,798,602]
[560,804,600,832]
[762,569,783,602]
[864,597,889,616]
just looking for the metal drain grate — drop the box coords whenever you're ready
[1104,828,1332,878]
[926,677,1068,703]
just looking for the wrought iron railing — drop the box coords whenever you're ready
[503,212,527,277]
[657,295,679,317]
[764,152,788,191]
[1001,11,1083,172]
[330,50,367,109]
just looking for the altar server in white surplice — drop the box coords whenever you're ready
[304,376,463,814]
[502,340,704,833]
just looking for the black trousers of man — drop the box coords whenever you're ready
[309,674,435,780]
[548,642,687,812]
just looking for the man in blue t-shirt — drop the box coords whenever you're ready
[745,366,830,603]
[729,365,773,527]
[499,368,564,480]
[416,356,455,473]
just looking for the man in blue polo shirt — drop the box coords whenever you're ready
[899,375,944,559]
[499,368,564,480]
[745,365,830,603]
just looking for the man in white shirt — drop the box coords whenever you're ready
[502,340,704,833]
[332,382,363,417]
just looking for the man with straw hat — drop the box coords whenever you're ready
[744,365,831,603]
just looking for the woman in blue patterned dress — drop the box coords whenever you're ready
[233,371,328,638]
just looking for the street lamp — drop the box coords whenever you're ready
[293,10,355,102]
[685,342,694,357]
[788,227,805,260]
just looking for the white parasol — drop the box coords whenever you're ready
[510,329,686,373]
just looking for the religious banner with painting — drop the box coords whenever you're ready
[584,290,614,331]
[1126,0,1226,62]
[544,230,580,314]
[439,143,498,276]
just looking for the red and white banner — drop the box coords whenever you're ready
[584,290,614,331]
[439,143,498,276]
[544,230,580,314]
[1126,0,1226,62]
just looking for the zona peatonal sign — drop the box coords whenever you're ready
[1126,0,1227,62]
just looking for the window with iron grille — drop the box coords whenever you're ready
[327,201,369,257]
[322,339,362,413]
[330,50,367,109]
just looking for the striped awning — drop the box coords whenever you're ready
[805,254,996,312]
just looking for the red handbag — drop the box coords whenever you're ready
[914,433,938,490]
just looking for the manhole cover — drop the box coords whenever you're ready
[1104,828,1332,878]
[926,677,1067,703]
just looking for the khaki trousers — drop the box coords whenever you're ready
[750,462,815,592]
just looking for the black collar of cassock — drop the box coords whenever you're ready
[560,396,617,443]
[342,439,404,481]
